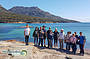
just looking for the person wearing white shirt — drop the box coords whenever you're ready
[24,24,30,45]
[58,29,65,49]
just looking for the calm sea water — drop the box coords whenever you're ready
[0,23,90,48]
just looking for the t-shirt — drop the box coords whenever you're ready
[58,32,65,40]
[39,30,44,39]
[47,30,51,39]
[24,28,30,36]
[65,34,71,42]
[53,31,59,39]
[48,33,53,40]
[33,30,39,37]
[79,36,86,44]
[70,36,77,44]
[75,35,79,39]
[42,29,47,38]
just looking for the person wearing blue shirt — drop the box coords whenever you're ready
[79,32,86,56]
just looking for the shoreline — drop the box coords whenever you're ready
[0,39,90,59]
[3,40,90,50]
[0,21,80,24]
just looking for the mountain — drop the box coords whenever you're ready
[0,5,79,23]
[9,6,64,20]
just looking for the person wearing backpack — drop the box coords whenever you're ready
[79,32,86,56]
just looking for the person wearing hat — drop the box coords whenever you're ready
[53,28,59,47]
[58,29,65,49]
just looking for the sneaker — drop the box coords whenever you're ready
[44,45,46,47]
[80,53,84,56]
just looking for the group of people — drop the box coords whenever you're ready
[24,24,86,56]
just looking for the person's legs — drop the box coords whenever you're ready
[80,44,84,55]
[51,40,53,48]
[44,39,46,47]
[25,36,29,45]
[80,44,82,54]
[68,43,70,50]
[82,44,84,54]
[47,39,49,48]
[72,44,74,53]
[37,37,38,45]
[54,39,57,47]
[66,42,68,50]
[54,39,56,47]
[59,39,61,49]
[48,39,51,48]
[73,44,77,54]
[39,38,41,46]
[41,38,43,47]
[34,37,36,45]
[61,40,63,49]
[55,39,58,47]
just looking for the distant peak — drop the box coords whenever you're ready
[0,5,2,7]
[12,6,39,8]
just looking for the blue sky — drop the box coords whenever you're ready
[0,0,90,22]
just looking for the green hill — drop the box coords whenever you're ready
[0,5,79,23]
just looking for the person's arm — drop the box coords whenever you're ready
[29,29,30,36]
[29,31,30,36]
[83,36,86,47]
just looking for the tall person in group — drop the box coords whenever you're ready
[24,24,30,45]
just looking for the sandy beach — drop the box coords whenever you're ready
[0,40,89,59]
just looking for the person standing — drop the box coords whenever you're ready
[58,29,65,49]
[79,32,86,56]
[42,26,47,47]
[74,32,79,45]
[53,28,59,47]
[65,32,71,53]
[33,27,39,45]
[24,24,30,45]
[47,27,51,48]
[48,30,53,48]
[70,34,77,54]
[38,27,44,47]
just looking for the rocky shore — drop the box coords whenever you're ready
[0,40,90,59]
